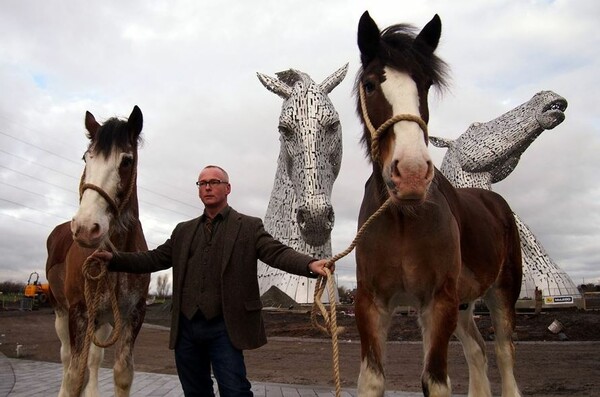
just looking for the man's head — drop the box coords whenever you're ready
[197,165,231,213]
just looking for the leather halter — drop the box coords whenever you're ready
[78,153,137,218]
[358,83,429,164]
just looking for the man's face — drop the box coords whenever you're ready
[197,167,231,209]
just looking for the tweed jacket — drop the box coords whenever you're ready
[109,207,315,350]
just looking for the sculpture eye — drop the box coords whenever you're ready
[327,121,340,134]
[279,125,293,139]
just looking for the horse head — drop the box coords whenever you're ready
[71,106,143,248]
[356,12,448,205]
[432,90,567,185]
[257,65,347,246]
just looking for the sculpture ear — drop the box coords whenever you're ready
[85,111,100,140]
[414,14,442,54]
[429,136,453,148]
[319,63,349,94]
[357,11,380,67]
[257,72,292,99]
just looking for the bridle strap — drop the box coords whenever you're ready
[80,183,120,215]
[358,84,429,163]
[78,153,137,218]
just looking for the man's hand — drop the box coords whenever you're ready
[91,249,113,263]
[308,259,335,277]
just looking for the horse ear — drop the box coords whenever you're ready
[85,111,100,139]
[414,14,442,54]
[319,63,349,94]
[127,105,143,140]
[257,72,292,99]
[357,11,380,67]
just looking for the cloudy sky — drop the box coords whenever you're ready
[1,0,598,293]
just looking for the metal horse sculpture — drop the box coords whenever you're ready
[256,65,347,303]
[354,12,523,397]
[46,106,150,397]
[429,93,580,302]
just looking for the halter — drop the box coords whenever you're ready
[358,83,429,164]
[78,153,138,219]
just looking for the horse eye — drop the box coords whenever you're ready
[121,155,133,168]
[364,81,376,94]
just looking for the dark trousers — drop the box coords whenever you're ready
[175,312,253,397]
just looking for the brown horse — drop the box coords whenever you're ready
[46,106,150,397]
[353,12,522,397]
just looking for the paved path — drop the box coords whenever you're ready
[0,352,427,397]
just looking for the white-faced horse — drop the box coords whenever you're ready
[46,106,150,396]
[354,12,522,397]
[256,65,347,303]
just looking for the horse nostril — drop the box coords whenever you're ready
[90,223,102,238]
[391,159,400,177]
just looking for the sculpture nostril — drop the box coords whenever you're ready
[326,206,335,229]
[296,208,307,228]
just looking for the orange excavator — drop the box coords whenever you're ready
[23,272,50,308]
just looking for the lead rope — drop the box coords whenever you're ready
[74,155,137,396]
[311,84,429,397]
[311,198,392,396]
[74,240,123,396]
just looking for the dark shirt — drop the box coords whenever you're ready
[181,207,230,320]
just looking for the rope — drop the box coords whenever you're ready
[311,197,392,397]
[73,240,122,396]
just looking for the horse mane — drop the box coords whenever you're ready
[379,23,449,89]
[87,117,143,155]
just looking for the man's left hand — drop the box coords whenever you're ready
[309,259,334,277]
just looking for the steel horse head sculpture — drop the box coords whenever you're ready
[256,64,347,303]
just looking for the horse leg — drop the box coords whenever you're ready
[55,309,71,397]
[484,287,522,397]
[454,303,492,397]
[113,299,146,397]
[355,286,391,397]
[419,283,458,397]
[112,323,137,397]
[63,304,91,396]
[82,323,110,397]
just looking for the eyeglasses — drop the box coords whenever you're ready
[196,179,229,188]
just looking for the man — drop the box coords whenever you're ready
[92,165,333,396]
